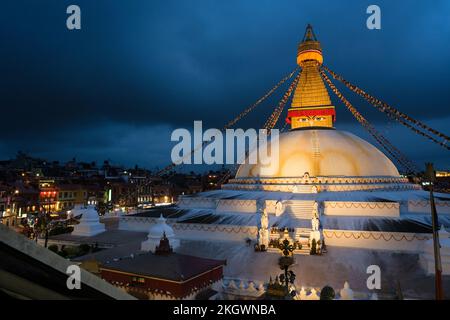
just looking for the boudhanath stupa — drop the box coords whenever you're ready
[119,25,450,298]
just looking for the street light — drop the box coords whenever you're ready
[265,236,297,299]
[278,238,296,296]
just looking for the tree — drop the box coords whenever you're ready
[48,244,58,253]
[320,286,335,300]
[78,244,91,255]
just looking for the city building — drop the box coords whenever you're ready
[56,184,87,211]
[38,179,58,213]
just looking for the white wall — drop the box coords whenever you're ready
[119,216,258,241]
[323,229,430,252]
[323,202,400,217]
[216,200,256,213]
[407,200,450,214]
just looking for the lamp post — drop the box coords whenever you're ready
[278,238,296,297]
[425,163,444,300]
[44,205,49,248]
[40,200,51,248]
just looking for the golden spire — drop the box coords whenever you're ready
[287,24,336,129]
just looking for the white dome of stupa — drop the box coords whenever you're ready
[236,129,400,178]
[71,204,105,237]
[147,214,175,239]
[141,214,180,252]
[75,205,100,221]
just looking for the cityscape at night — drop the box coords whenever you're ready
[1,0,450,313]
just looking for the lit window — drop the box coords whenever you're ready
[131,276,145,284]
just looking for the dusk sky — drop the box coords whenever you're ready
[1,0,449,171]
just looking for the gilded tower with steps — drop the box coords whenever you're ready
[287,24,336,129]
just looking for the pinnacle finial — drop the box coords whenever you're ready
[303,24,317,42]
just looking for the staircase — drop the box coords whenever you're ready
[295,228,312,239]
[294,227,312,255]
[311,130,321,160]
[284,200,316,220]
[273,200,319,256]
[295,246,312,255]
[292,184,317,193]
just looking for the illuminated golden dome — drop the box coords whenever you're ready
[236,129,400,178]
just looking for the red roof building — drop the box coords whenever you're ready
[78,237,226,300]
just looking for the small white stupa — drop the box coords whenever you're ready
[71,204,106,237]
[141,214,180,252]
[339,281,354,300]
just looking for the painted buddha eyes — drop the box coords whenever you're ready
[300,117,325,122]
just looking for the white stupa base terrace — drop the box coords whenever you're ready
[224,175,419,193]
[72,223,106,237]
[120,219,435,253]
[119,184,450,255]
[71,205,106,237]
[420,229,450,275]
[176,188,450,217]
[47,223,450,299]
[115,175,450,287]
[420,252,450,276]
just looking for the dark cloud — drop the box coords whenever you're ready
[0,0,449,168]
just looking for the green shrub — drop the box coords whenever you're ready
[59,246,80,258]
[310,238,317,255]
[48,244,58,253]
[320,286,335,300]
[58,249,68,258]
[78,244,91,254]
[49,226,74,236]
